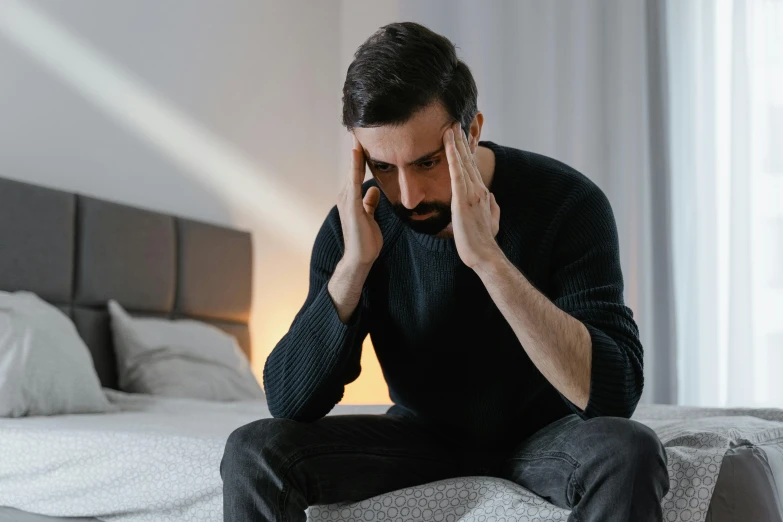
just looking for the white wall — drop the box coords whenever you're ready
[0,0,342,383]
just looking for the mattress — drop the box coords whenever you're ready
[1,393,782,522]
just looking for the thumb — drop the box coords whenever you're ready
[490,193,500,236]
[363,186,381,218]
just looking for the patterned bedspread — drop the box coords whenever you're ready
[0,392,781,522]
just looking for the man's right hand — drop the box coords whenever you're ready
[337,134,383,268]
[328,134,383,324]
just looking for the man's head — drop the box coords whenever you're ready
[342,22,483,235]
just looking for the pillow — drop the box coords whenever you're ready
[0,291,116,417]
[108,300,264,401]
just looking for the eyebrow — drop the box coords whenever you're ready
[365,145,445,167]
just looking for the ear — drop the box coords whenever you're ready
[468,111,484,154]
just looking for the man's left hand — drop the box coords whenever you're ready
[444,121,502,269]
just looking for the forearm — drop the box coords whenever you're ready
[327,258,372,324]
[475,249,592,410]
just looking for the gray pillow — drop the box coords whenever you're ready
[108,300,264,401]
[0,291,116,417]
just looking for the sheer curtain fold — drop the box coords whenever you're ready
[667,0,783,407]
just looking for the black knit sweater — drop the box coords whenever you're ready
[263,140,644,449]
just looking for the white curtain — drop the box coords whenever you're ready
[667,0,783,407]
[395,0,678,404]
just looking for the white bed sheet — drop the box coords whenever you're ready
[0,391,386,522]
[1,392,782,522]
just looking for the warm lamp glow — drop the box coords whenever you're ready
[341,338,391,405]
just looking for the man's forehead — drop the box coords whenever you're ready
[356,118,453,165]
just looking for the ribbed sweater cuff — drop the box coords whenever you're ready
[570,324,638,419]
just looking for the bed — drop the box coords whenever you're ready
[1,175,782,522]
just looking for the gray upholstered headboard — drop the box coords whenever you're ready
[0,176,253,390]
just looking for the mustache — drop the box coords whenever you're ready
[392,201,449,219]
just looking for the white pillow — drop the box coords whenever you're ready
[0,291,116,417]
[108,300,264,401]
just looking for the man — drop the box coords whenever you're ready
[221,21,669,522]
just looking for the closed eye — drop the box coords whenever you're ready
[373,163,393,173]
[371,159,440,172]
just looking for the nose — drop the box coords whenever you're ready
[398,170,425,210]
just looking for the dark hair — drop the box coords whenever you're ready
[341,22,478,134]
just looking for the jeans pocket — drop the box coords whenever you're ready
[502,451,581,509]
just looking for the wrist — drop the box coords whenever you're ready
[332,257,372,297]
[337,256,374,281]
[472,246,508,279]
[328,258,371,325]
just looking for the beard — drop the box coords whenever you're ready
[391,200,452,235]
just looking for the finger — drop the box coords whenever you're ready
[363,186,380,217]
[444,127,467,200]
[462,126,485,190]
[451,123,474,192]
[350,135,366,202]
[351,134,366,185]
[452,123,482,189]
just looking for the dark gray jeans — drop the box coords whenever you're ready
[221,412,669,522]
